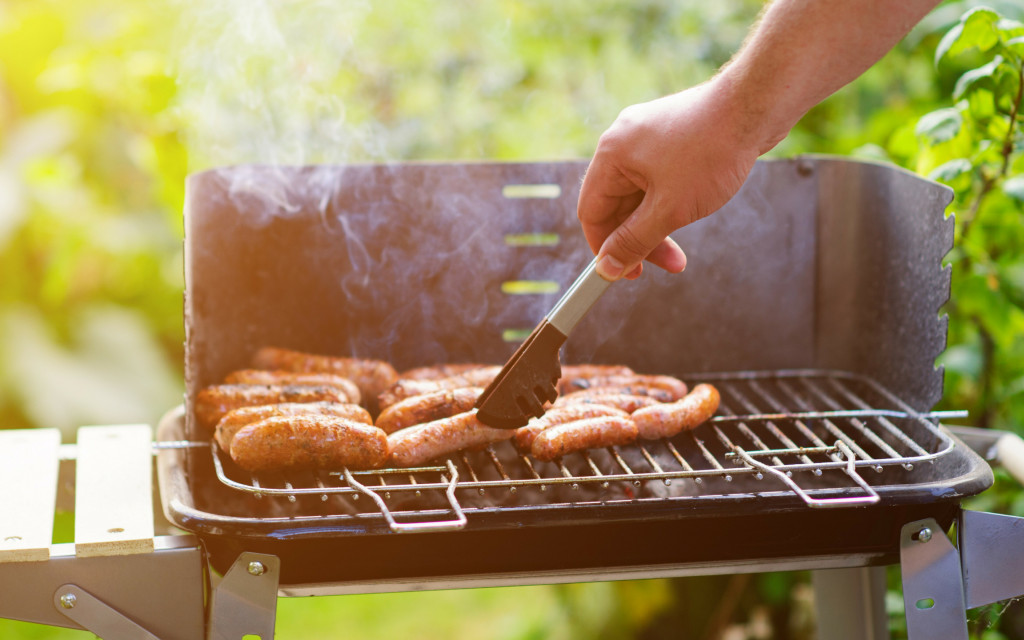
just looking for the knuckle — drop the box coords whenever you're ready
[614,224,653,260]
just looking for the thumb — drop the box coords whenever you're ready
[594,199,675,281]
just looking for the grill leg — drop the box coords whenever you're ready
[811,567,889,640]
[899,518,969,640]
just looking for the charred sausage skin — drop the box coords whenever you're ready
[556,374,688,400]
[375,387,483,434]
[633,383,720,440]
[224,369,361,404]
[229,415,388,472]
[388,411,513,467]
[195,384,348,430]
[514,404,628,452]
[214,401,372,453]
[531,416,638,462]
[555,391,660,414]
[378,367,501,409]
[251,347,398,406]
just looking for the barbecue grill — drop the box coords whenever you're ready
[4,157,1024,639]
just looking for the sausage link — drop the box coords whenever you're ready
[214,401,372,453]
[378,366,500,409]
[375,387,483,434]
[229,415,388,472]
[556,374,688,400]
[531,416,638,462]
[251,347,398,406]
[633,383,721,440]
[554,391,660,414]
[388,411,513,467]
[399,364,490,381]
[224,369,361,404]
[515,404,628,452]
[195,384,348,430]
[560,364,634,379]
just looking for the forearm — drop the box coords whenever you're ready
[717,0,941,154]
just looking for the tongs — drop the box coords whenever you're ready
[475,257,612,428]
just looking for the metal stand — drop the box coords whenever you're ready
[900,518,969,639]
[812,566,889,640]
[208,552,280,640]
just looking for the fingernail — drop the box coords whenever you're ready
[596,255,624,280]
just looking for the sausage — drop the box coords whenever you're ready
[556,374,688,401]
[229,415,388,472]
[251,347,398,406]
[633,383,721,440]
[559,385,676,403]
[560,364,634,379]
[531,416,638,462]
[388,411,513,467]
[378,366,501,409]
[554,391,660,414]
[514,403,628,452]
[214,401,372,453]
[224,369,361,404]
[195,384,349,430]
[399,364,490,381]
[375,387,483,434]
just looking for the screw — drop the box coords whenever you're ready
[247,561,266,576]
[917,527,933,543]
[60,593,77,609]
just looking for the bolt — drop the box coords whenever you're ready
[247,561,266,576]
[917,527,933,543]
[60,593,77,609]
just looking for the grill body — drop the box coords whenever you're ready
[164,157,990,587]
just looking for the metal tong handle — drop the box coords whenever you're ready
[547,257,614,335]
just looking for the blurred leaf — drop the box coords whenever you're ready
[929,157,973,182]
[916,108,963,144]
[940,343,984,378]
[935,6,1001,65]
[953,57,1001,99]
[1005,175,1024,202]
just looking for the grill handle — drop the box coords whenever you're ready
[731,442,881,509]
[343,461,467,533]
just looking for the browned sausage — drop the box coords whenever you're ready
[560,385,676,403]
[531,416,638,462]
[251,347,398,406]
[554,391,660,414]
[633,383,721,440]
[224,369,361,404]
[378,366,501,409]
[388,411,513,467]
[399,364,491,381]
[214,401,373,453]
[560,364,634,379]
[375,387,483,434]
[556,374,688,400]
[229,415,388,472]
[514,404,628,452]
[195,384,348,430]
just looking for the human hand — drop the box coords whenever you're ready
[577,79,765,281]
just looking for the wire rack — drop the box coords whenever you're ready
[205,369,961,533]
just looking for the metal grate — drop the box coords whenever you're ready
[207,370,963,533]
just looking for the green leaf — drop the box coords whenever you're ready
[928,158,973,182]
[936,7,1001,66]
[916,108,963,144]
[1006,35,1024,58]
[953,56,1001,100]
[1004,176,1024,202]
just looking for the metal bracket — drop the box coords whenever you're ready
[53,584,162,640]
[959,509,1024,609]
[899,518,968,640]
[208,552,280,640]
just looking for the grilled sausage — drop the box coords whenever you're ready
[251,347,398,406]
[375,387,483,434]
[195,384,348,430]
[556,374,688,401]
[229,415,388,472]
[388,411,513,467]
[560,364,634,379]
[531,416,638,462]
[555,391,660,414]
[214,401,373,453]
[378,366,501,409]
[633,383,721,440]
[224,369,361,404]
[399,364,491,381]
[514,404,629,452]
[559,385,676,403]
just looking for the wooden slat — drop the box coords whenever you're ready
[74,425,154,557]
[0,428,61,562]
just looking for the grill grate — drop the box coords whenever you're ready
[207,370,961,532]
